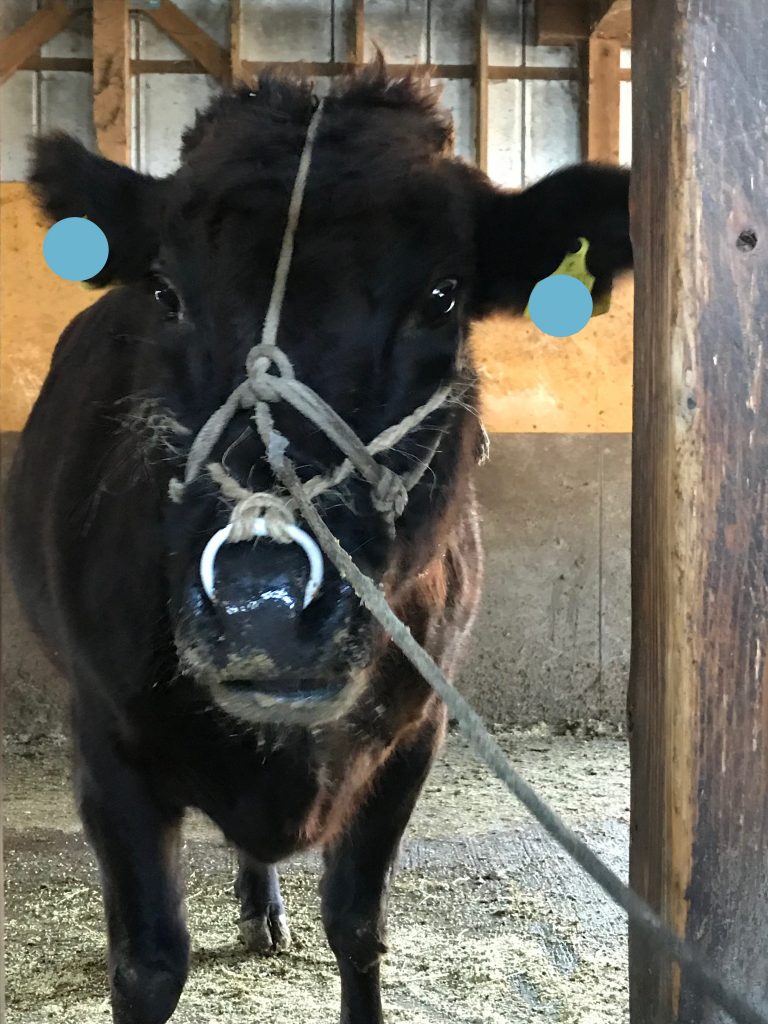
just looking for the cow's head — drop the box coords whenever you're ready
[30,66,632,724]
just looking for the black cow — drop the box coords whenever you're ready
[6,65,632,1024]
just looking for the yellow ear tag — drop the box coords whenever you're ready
[524,237,611,320]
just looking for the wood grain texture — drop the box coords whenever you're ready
[592,0,631,43]
[630,1,768,1021]
[535,0,590,46]
[92,0,131,163]
[0,0,72,85]
[143,0,229,82]
[587,36,621,162]
[348,0,365,64]
[230,0,242,83]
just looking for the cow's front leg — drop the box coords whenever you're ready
[75,731,189,1024]
[234,854,291,954]
[321,713,444,1024]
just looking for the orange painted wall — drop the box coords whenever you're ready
[0,183,633,433]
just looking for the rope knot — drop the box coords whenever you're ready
[244,344,296,404]
[371,468,409,521]
[228,490,296,544]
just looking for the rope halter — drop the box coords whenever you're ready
[168,96,457,605]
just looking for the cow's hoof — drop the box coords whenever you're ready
[239,907,292,955]
[111,963,186,1024]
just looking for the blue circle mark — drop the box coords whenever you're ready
[43,218,109,282]
[528,275,593,337]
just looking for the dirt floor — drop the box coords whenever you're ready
[4,729,630,1024]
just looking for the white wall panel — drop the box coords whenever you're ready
[430,0,474,65]
[488,80,523,188]
[523,79,580,184]
[357,0,428,63]
[434,78,475,162]
[43,9,93,58]
[0,71,36,181]
[241,0,332,62]
[137,0,228,60]
[39,71,95,150]
[135,74,219,176]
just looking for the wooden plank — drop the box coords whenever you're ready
[230,0,242,83]
[16,53,607,83]
[142,0,229,82]
[535,0,590,46]
[592,0,631,44]
[240,61,579,81]
[0,0,72,85]
[347,0,365,64]
[587,36,620,162]
[93,0,131,163]
[475,0,488,171]
[630,1,768,1022]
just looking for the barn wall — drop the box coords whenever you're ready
[0,0,633,735]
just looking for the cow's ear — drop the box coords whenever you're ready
[472,163,632,317]
[29,133,168,286]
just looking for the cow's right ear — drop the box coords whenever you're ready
[30,133,168,286]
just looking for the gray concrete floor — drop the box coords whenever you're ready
[4,730,630,1023]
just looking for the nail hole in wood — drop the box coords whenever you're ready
[736,229,758,252]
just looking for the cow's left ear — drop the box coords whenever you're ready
[472,163,632,317]
[29,133,169,287]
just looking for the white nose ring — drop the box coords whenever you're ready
[199,519,325,609]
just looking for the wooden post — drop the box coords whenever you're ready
[0,0,73,85]
[348,0,364,65]
[630,2,768,1023]
[587,35,620,162]
[474,0,488,172]
[230,0,242,83]
[93,0,131,163]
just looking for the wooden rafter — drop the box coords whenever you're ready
[93,0,131,163]
[0,0,73,85]
[138,0,230,83]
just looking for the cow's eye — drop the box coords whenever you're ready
[154,282,182,321]
[424,278,459,322]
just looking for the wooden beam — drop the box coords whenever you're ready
[586,36,620,162]
[93,0,131,164]
[592,0,631,44]
[230,0,242,83]
[15,52,623,84]
[141,0,229,83]
[0,0,73,85]
[475,0,489,171]
[630,2,768,1022]
[535,0,590,46]
[347,0,365,64]
[239,60,580,82]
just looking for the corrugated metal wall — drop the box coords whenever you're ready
[1,0,632,182]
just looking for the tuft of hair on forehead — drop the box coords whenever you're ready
[178,57,454,166]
